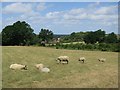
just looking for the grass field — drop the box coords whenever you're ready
[2,46,118,88]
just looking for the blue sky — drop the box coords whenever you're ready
[1,2,118,34]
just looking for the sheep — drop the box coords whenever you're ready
[56,56,69,64]
[78,57,86,63]
[40,67,50,73]
[10,64,28,70]
[35,64,44,69]
[98,58,106,62]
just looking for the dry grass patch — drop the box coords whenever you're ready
[2,46,118,88]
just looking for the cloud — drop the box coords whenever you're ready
[30,4,118,28]
[3,3,33,14]
[44,4,117,22]
[89,2,100,8]
[68,8,86,15]
[46,11,63,19]
[20,11,40,20]
[2,2,118,34]
[36,3,47,11]
[95,6,117,15]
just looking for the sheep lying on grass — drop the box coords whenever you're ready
[78,57,86,63]
[10,64,28,70]
[35,63,50,73]
[57,56,69,64]
[35,64,44,69]
[41,67,50,73]
[98,58,106,62]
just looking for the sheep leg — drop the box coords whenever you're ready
[58,60,61,64]
[82,60,84,63]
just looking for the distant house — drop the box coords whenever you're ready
[57,38,60,43]
[41,41,46,46]
[53,38,61,44]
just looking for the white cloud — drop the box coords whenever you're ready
[63,13,88,20]
[2,2,118,34]
[46,11,62,19]
[89,14,117,21]
[44,5,117,22]
[3,3,33,14]
[36,3,47,11]
[95,6,117,15]
[89,2,100,8]
[68,8,86,15]
[20,11,40,20]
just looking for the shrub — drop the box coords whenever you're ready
[52,42,119,52]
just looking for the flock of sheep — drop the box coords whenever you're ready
[56,56,106,64]
[10,63,50,73]
[9,56,106,73]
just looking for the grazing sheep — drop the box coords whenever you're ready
[78,57,86,63]
[40,67,50,73]
[98,58,106,62]
[57,56,69,64]
[10,64,28,70]
[35,64,44,69]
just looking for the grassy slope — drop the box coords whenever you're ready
[2,46,118,88]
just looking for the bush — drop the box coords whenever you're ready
[85,44,94,50]
[52,42,119,52]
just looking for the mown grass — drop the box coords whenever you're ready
[2,46,118,88]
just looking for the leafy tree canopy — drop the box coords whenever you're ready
[105,32,118,43]
[2,21,34,46]
[38,28,53,43]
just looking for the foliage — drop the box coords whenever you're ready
[2,21,34,46]
[94,29,105,43]
[38,29,53,43]
[1,20,119,51]
[84,31,96,44]
[84,29,105,44]
[50,43,119,52]
[61,32,86,43]
[30,34,40,45]
[105,32,118,43]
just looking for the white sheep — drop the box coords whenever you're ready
[78,57,86,63]
[10,64,28,70]
[57,56,69,64]
[35,64,44,69]
[40,67,50,73]
[98,58,106,62]
[35,64,50,73]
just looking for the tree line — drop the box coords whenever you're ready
[1,21,120,52]
[55,29,120,52]
[61,30,119,44]
[1,21,53,46]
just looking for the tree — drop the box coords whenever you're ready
[29,33,40,45]
[38,29,53,43]
[84,31,97,44]
[83,29,106,44]
[105,32,118,43]
[70,32,84,42]
[2,21,34,46]
[94,29,105,43]
[61,32,86,43]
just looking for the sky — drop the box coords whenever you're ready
[1,2,118,34]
